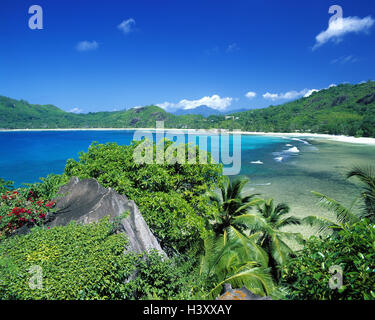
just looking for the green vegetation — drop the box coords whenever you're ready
[1,81,375,137]
[0,139,374,300]
[282,219,375,300]
[0,217,198,300]
[282,165,375,300]
[63,140,223,254]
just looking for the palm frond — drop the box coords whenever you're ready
[207,262,275,299]
[312,191,359,225]
[227,226,269,267]
[269,233,293,266]
[233,212,268,232]
[302,215,341,234]
[276,216,302,229]
[347,165,375,187]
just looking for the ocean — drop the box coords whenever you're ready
[1,130,374,236]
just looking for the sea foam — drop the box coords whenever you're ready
[285,146,300,153]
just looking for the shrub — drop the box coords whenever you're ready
[0,178,13,194]
[0,189,55,239]
[64,141,222,253]
[0,218,138,300]
[282,219,375,300]
[128,250,206,300]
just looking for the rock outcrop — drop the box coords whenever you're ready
[49,177,165,256]
[217,284,272,300]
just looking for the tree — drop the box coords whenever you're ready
[347,165,375,221]
[236,199,304,281]
[303,165,375,234]
[208,177,263,235]
[199,228,274,299]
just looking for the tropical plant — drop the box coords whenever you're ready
[303,191,360,235]
[232,199,304,282]
[0,188,56,239]
[199,228,274,299]
[302,165,375,235]
[0,218,138,299]
[347,165,375,221]
[0,178,13,194]
[208,177,263,235]
[64,141,223,254]
[282,219,375,300]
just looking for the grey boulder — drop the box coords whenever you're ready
[49,177,165,256]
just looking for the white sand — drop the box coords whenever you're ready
[1,128,375,145]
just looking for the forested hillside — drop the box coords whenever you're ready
[1,81,375,137]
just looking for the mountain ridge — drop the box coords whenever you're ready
[1,81,375,137]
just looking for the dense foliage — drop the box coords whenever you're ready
[1,81,375,137]
[282,219,375,300]
[63,140,223,254]
[0,218,137,299]
[0,174,69,239]
[283,165,375,300]
[0,137,374,300]
[0,217,200,300]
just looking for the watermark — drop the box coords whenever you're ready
[132,121,241,175]
[28,265,43,290]
[329,265,343,290]
[329,5,343,29]
[28,5,43,30]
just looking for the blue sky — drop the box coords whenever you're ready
[0,0,375,113]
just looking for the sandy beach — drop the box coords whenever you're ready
[1,127,375,145]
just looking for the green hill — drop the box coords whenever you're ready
[225,81,375,137]
[1,81,375,137]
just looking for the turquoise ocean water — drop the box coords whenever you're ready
[1,130,374,231]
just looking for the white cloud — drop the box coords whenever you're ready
[245,91,257,99]
[69,107,83,114]
[263,83,341,102]
[76,41,99,52]
[303,89,319,97]
[263,89,310,101]
[313,16,374,49]
[157,94,233,111]
[118,18,136,34]
[331,55,358,64]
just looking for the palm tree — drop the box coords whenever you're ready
[200,228,275,299]
[347,165,375,220]
[236,199,304,281]
[303,191,360,235]
[208,177,264,235]
[302,165,375,234]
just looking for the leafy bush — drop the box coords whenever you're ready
[0,218,138,299]
[136,191,211,254]
[23,174,69,200]
[0,189,55,238]
[64,141,222,253]
[128,250,206,300]
[0,174,69,239]
[0,178,13,194]
[282,219,375,300]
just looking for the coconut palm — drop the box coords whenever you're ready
[208,177,264,235]
[302,165,375,234]
[303,191,360,236]
[347,165,375,220]
[200,228,275,299]
[235,199,304,281]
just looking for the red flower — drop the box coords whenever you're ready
[45,201,55,208]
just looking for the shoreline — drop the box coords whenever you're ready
[1,127,375,145]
